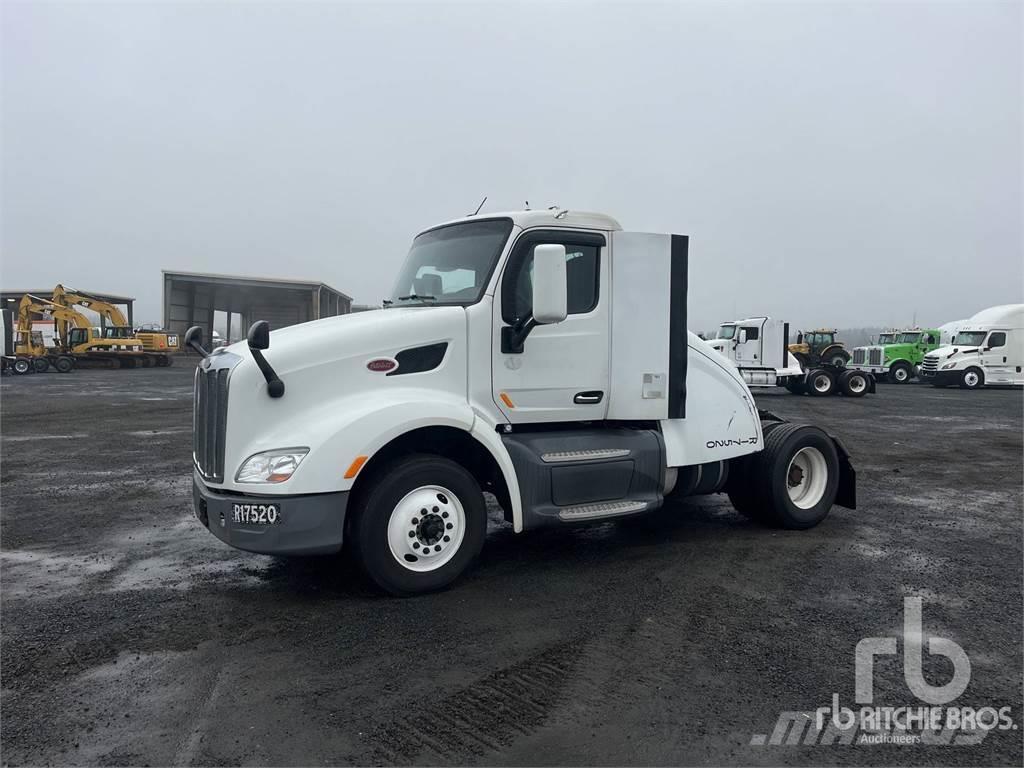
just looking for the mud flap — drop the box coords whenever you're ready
[830,435,857,509]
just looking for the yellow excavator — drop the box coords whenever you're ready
[51,285,175,366]
[13,295,81,373]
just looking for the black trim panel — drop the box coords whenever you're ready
[667,234,689,419]
[388,342,449,376]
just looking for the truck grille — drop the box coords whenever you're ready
[852,348,866,364]
[921,356,939,373]
[868,348,883,366]
[193,366,230,482]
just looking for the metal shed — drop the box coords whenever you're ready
[162,271,352,343]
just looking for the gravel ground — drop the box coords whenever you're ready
[1,363,1021,767]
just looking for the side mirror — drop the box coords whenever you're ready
[247,320,271,350]
[184,325,209,358]
[531,244,568,324]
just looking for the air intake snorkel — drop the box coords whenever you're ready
[247,320,285,398]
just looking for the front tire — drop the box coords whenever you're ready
[960,367,984,390]
[351,455,487,595]
[729,423,840,529]
[12,358,31,375]
[888,361,912,384]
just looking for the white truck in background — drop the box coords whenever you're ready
[919,304,1024,389]
[709,317,874,397]
[188,209,857,595]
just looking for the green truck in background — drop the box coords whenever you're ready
[849,328,943,383]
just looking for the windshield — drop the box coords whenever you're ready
[389,218,513,306]
[718,325,736,340]
[954,331,987,346]
[896,332,920,343]
[102,327,134,339]
[878,333,896,344]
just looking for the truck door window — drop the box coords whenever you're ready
[742,326,759,341]
[988,332,1006,349]
[502,234,603,323]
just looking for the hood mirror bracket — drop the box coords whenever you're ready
[247,321,285,398]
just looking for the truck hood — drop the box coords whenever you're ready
[925,344,979,361]
[219,306,466,376]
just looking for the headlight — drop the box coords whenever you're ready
[236,448,309,483]
[941,362,957,370]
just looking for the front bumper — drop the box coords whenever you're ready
[193,473,348,555]
[850,363,887,376]
[918,369,959,386]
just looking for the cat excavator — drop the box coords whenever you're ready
[51,285,175,366]
[12,295,80,373]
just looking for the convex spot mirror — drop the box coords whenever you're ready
[247,320,271,350]
[531,244,568,324]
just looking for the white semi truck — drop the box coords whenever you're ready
[188,210,856,594]
[919,304,1024,389]
[709,317,873,397]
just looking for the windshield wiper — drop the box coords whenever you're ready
[398,294,437,302]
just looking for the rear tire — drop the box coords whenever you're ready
[726,421,787,520]
[888,361,912,384]
[54,356,74,373]
[785,378,806,395]
[729,423,840,529]
[828,353,848,369]
[959,367,983,390]
[806,368,835,397]
[839,369,869,397]
[32,357,49,373]
[350,454,487,595]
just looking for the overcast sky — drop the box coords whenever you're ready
[2,1,1020,331]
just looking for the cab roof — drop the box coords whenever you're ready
[425,208,623,234]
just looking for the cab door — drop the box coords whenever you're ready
[734,322,763,366]
[980,330,1014,382]
[491,229,609,423]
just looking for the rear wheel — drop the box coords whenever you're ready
[828,353,848,369]
[960,367,983,390]
[729,423,839,529]
[807,368,835,397]
[839,370,869,397]
[32,357,49,373]
[54,356,74,373]
[12,358,31,375]
[350,455,487,595]
[888,361,912,384]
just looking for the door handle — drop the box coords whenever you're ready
[574,391,603,404]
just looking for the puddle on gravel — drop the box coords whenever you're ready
[0,550,123,597]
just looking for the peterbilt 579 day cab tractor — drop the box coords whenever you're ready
[850,328,943,383]
[188,210,857,595]
[919,304,1024,389]
[710,317,873,397]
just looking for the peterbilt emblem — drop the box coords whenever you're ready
[366,358,398,373]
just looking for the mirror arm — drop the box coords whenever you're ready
[249,347,285,398]
[501,316,538,354]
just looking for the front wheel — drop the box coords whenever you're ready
[12,358,31,375]
[960,367,984,390]
[888,361,912,384]
[728,423,840,529]
[350,455,487,595]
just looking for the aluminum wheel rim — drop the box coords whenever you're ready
[813,375,831,393]
[831,357,846,368]
[786,447,828,509]
[387,485,466,572]
[848,375,867,393]
[895,367,908,381]
[964,371,979,387]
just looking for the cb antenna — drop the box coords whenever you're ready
[471,196,487,216]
